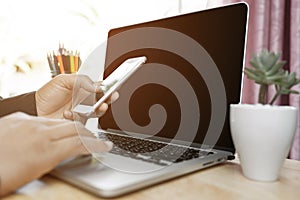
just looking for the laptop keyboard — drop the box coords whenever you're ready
[97,132,215,166]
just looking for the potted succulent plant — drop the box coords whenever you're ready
[230,49,300,181]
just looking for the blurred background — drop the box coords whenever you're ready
[0,0,207,97]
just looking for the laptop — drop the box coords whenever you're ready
[51,2,248,198]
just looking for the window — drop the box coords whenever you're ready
[0,0,207,97]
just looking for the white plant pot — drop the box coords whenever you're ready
[230,104,298,181]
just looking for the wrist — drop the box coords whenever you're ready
[0,92,37,117]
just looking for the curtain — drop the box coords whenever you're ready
[207,0,300,160]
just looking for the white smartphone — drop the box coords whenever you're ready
[73,56,147,117]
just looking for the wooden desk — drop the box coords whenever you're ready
[3,159,300,200]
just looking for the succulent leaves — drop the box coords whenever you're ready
[245,50,286,85]
[244,49,300,105]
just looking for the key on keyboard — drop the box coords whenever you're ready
[97,132,214,166]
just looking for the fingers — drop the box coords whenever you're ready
[63,110,74,120]
[80,137,113,153]
[63,92,119,120]
[93,92,119,116]
[91,92,119,115]
[52,136,113,160]
[72,74,104,93]
[5,112,71,127]
[47,120,93,140]
[105,92,119,105]
[4,112,31,119]
[7,112,94,140]
[45,118,114,161]
[63,110,89,124]
[58,74,120,121]
[53,74,110,96]
[96,103,108,115]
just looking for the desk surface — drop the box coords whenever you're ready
[4,159,300,200]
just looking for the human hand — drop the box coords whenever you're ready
[0,112,113,196]
[35,74,119,120]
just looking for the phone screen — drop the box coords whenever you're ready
[92,56,147,110]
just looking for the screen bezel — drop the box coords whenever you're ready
[100,3,249,154]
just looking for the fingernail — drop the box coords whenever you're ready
[98,84,109,93]
[104,141,113,150]
[64,110,72,118]
[112,92,119,101]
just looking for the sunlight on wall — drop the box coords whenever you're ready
[0,0,207,97]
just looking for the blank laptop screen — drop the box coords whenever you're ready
[99,3,248,153]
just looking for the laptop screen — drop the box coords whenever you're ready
[99,3,248,153]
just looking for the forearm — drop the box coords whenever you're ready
[0,92,37,117]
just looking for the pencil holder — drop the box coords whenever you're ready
[47,43,81,77]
